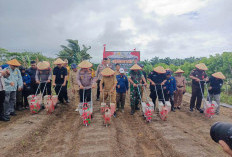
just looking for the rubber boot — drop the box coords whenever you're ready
[130,106,135,115]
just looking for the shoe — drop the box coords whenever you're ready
[135,107,140,111]
[41,106,45,110]
[189,108,193,112]
[113,112,117,117]
[130,110,135,115]
[171,108,176,112]
[174,107,177,109]
[10,112,17,116]
[116,108,119,111]
[177,106,181,110]
[121,109,124,113]
[66,100,70,103]
[197,108,204,113]
[91,114,93,119]
[0,116,10,121]
[96,98,100,101]
[75,108,79,112]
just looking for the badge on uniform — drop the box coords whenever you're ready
[61,75,63,79]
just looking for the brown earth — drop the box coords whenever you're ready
[0,90,232,157]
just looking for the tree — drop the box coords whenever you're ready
[57,39,92,64]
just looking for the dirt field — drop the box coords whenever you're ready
[1,90,232,157]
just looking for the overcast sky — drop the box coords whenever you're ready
[0,0,231,63]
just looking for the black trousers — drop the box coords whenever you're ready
[190,86,203,109]
[22,87,31,107]
[167,93,175,109]
[40,82,51,96]
[150,88,168,108]
[31,81,38,95]
[79,89,91,103]
[63,81,68,101]
[0,91,5,117]
[55,85,67,103]
[96,80,101,99]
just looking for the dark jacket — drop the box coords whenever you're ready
[207,76,223,95]
[26,67,37,83]
[148,71,166,91]
[165,76,177,95]
[116,74,129,93]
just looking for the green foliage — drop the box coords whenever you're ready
[57,39,92,65]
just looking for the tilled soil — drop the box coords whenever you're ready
[0,91,232,157]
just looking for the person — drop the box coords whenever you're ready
[147,66,167,110]
[165,70,177,112]
[174,69,186,110]
[115,63,120,75]
[219,140,232,156]
[3,59,23,119]
[139,64,147,101]
[96,58,112,101]
[189,63,209,113]
[100,67,117,111]
[0,67,10,121]
[207,72,225,115]
[63,59,70,103]
[116,68,129,113]
[20,66,31,109]
[52,58,68,104]
[36,61,52,98]
[26,61,37,94]
[128,64,147,115]
[70,63,80,111]
[77,60,96,112]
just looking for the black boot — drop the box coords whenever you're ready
[0,115,10,121]
[135,105,140,111]
[130,110,135,115]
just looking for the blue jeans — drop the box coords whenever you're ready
[4,91,16,116]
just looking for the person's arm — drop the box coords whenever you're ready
[125,76,129,91]
[111,77,117,92]
[173,77,177,91]
[189,70,200,82]
[76,70,83,89]
[52,68,56,86]
[47,69,52,82]
[35,70,40,83]
[219,140,232,156]
[100,78,104,92]
[62,69,68,86]
[17,70,23,90]
[96,65,100,79]
[26,74,31,85]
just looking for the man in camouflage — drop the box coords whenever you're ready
[128,64,147,115]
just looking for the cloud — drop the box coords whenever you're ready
[0,0,231,63]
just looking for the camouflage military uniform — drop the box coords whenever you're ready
[128,70,144,110]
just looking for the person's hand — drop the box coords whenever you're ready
[161,82,165,85]
[126,90,128,94]
[195,78,200,82]
[117,85,120,88]
[18,87,22,91]
[80,85,84,89]
[23,82,26,86]
[62,83,66,86]
[92,84,96,88]
[144,83,147,86]
[6,69,10,75]
[52,83,56,87]
[174,90,176,94]
[219,140,232,156]
[47,80,51,83]
[151,82,156,86]
[208,86,212,90]
[133,83,137,87]
[204,78,209,82]
[10,82,15,86]
[163,86,166,90]
[36,81,40,84]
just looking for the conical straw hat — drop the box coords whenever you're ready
[195,63,208,71]
[174,69,185,74]
[78,60,93,68]
[53,58,65,65]
[101,67,115,76]
[212,72,226,80]
[165,68,172,72]
[130,64,142,70]
[154,66,166,74]
[7,59,21,66]
[64,59,68,63]
[37,61,50,70]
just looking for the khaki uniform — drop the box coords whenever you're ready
[100,75,117,103]
[174,76,186,107]
[70,70,79,107]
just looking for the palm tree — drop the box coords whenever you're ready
[57,39,92,64]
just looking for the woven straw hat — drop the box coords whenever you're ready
[54,58,65,65]
[7,59,21,66]
[101,67,115,76]
[195,63,208,71]
[212,72,226,80]
[78,60,93,68]
[37,61,50,70]
[154,66,166,74]
[165,68,172,72]
[130,64,142,70]
[174,69,185,74]
[64,59,68,63]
